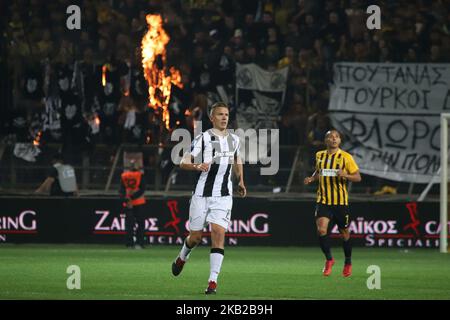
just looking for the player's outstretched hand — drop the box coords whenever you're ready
[304,177,313,185]
[194,163,210,172]
[238,182,247,197]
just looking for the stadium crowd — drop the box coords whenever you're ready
[1,0,449,162]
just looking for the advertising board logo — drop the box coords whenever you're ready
[164,200,182,234]
[94,210,158,232]
[403,202,420,236]
[0,210,38,235]
[92,201,271,245]
[331,202,447,248]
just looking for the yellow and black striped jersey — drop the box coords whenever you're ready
[315,149,359,206]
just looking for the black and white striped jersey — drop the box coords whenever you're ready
[190,129,241,197]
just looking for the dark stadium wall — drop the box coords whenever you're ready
[0,197,443,248]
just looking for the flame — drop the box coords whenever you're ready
[102,65,107,87]
[33,131,42,146]
[141,14,183,129]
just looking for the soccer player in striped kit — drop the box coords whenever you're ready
[304,129,361,277]
[171,102,246,294]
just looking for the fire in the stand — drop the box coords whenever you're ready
[141,14,183,129]
[101,64,107,87]
[33,131,42,146]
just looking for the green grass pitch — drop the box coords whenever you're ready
[0,244,449,300]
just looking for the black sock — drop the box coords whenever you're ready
[319,235,333,260]
[211,248,225,255]
[343,238,352,265]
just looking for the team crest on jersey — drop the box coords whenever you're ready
[214,151,234,158]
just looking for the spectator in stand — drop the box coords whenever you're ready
[284,22,301,51]
[242,13,260,45]
[281,92,308,145]
[429,44,445,62]
[306,111,331,166]
[278,46,296,69]
[35,152,79,197]
[297,14,319,50]
[244,42,263,65]
[319,11,347,70]
[262,26,283,66]
[404,47,419,62]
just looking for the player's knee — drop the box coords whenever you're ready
[211,228,225,237]
[189,233,202,246]
[317,228,327,236]
[210,226,225,244]
[341,231,350,241]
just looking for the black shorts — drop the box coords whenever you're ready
[315,203,351,229]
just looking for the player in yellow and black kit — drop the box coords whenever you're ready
[304,130,361,277]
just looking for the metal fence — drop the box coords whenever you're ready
[0,143,438,198]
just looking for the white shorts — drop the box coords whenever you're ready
[188,195,233,231]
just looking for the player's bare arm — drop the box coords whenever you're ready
[233,156,246,197]
[304,170,319,185]
[180,153,210,172]
[337,169,361,182]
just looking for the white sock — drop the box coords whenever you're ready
[209,249,224,283]
[179,239,195,261]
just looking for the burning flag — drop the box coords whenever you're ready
[33,131,42,146]
[102,64,107,87]
[141,14,183,129]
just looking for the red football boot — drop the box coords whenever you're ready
[343,264,352,277]
[322,258,335,276]
[205,281,217,294]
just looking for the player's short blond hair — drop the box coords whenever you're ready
[209,102,229,117]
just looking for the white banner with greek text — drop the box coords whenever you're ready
[329,62,450,183]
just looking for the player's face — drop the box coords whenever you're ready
[210,107,229,130]
[325,131,341,149]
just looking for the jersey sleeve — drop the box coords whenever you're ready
[190,134,203,158]
[345,153,359,174]
[234,137,241,158]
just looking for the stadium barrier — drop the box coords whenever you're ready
[0,197,442,248]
